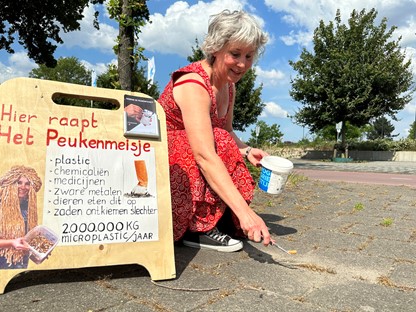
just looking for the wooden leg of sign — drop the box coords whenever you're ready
[0,252,176,294]
[0,270,22,294]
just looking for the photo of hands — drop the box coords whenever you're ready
[124,95,159,138]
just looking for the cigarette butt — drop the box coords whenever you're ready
[271,242,297,255]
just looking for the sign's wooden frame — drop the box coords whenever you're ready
[0,78,175,294]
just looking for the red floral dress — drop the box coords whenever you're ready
[158,62,255,241]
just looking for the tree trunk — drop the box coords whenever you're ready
[118,0,134,91]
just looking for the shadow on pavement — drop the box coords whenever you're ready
[5,263,149,293]
[260,213,298,237]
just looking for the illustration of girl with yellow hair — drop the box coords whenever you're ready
[0,166,42,269]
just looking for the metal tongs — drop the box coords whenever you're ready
[270,241,297,255]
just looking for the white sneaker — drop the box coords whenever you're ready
[183,227,243,252]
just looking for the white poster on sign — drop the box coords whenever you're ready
[43,142,159,246]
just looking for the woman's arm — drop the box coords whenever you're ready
[173,74,271,245]
[0,238,29,250]
[0,239,13,248]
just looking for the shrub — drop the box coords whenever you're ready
[245,161,262,182]
[257,138,416,152]
[345,138,416,151]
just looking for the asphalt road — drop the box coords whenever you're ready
[295,169,416,188]
[291,159,416,188]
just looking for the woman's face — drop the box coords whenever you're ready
[17,176,30,200]
[213,42,256,83]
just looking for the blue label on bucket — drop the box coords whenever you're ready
[258,167,272,192]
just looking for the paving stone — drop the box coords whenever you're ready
[2,163,415,312]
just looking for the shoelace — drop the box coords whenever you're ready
[206,228,228,242]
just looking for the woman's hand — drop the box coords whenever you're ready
[125,104,143,122]
[239,208,271,246]
[246,147,268,167]
[11,238,30,251]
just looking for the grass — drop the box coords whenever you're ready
[353,202,365,211]
[380,217,393,227]
[287,172,308,187]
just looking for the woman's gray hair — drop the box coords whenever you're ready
[201,10,268,65]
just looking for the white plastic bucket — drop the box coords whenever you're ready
[258,156,293,195]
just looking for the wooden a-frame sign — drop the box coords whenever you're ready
[0,78,175,294]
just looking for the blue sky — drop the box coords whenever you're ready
[1,0,415,142]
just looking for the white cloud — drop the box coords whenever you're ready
[255,65,285,87]
[60,5,117,53]
[265,0,416,48]
[280,30,312,47]
[139,0,266,57]
[404,100,416,115]
[395,17,416,46]
[0,1,267,68]
[401,44,416,79]
[261,101,288,118]
[81,58,117,75]
[0,52,37,83]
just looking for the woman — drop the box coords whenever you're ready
[158,10,272,252]
[0,166,42,268]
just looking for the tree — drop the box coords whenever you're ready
[107,0,150,91]
[187,39,205,63]
[407,121,416,140]
[29,56,117,109]
[316,122,366,141]
[367,116,396,140]
[187,42,265,131]
[29,57,92,85]
[234,69,265,131]
[98,63,160,99]
[1,0,151,92]
[246,121,283,146]
[0,0,105,67]
[289,8,414,147]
